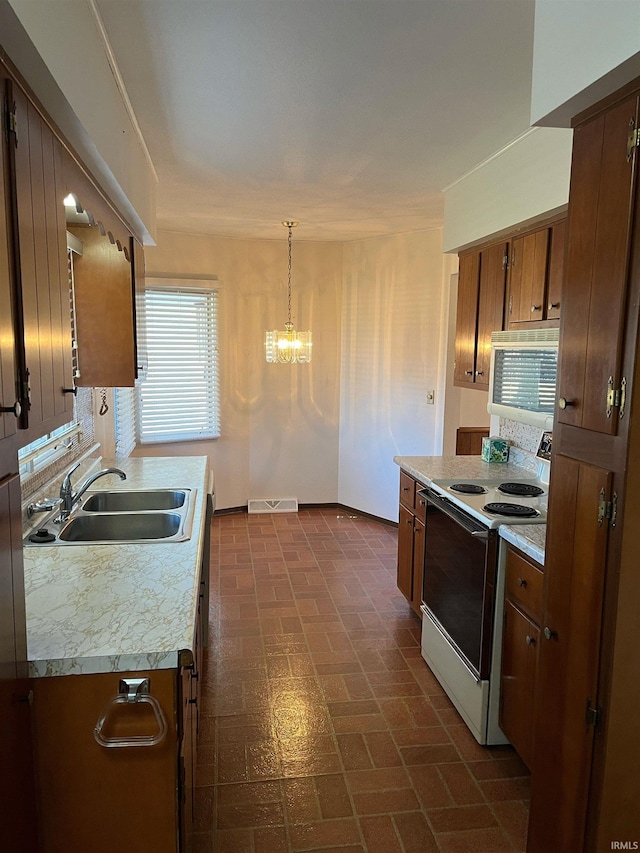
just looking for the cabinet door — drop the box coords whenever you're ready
[557,95,639,434]
[9,82,73,439]
[411,516,425,614]
[32,669,179,853]
[0,472,38,849]
[509,229,549,325]
[528,455,611,852]
[0,108,19,441]
[454,252,480,386]
[69,225,136,388]
[546,219,565,321]
[475,242,507,388]
[500,600,538,769]
[397,504,414,603]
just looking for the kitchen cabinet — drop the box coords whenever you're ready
[556,96,638,437]
[499,545,543,770]
[506,219,565,328]
[31,635,203,853]
[68,224,136,388]
[454,242,507,390]
[397,471,425,616]
[0,99,19,442]
[527,87,640,852]
[6,79,74,444]
[0,472,38,850]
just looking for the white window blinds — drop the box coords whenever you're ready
[138,287,220,443]
[114,387,137,458]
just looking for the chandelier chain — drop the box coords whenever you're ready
[287,224,292,325]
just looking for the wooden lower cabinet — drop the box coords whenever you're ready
[31,665,197,853]
[499,545,544,770]
[397,471,425,616]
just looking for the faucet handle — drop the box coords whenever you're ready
[61,461,81,491]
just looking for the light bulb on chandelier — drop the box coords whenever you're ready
[265,221,312,364]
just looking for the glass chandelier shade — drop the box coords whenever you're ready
[265,221,312,364]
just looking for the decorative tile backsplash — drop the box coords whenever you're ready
[499,418,544,454]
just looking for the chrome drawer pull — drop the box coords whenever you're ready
[94,677,167,748]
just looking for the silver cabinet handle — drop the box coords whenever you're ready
[531,304,542,312]
[525,635,536,646]
[94,677,167,748]
[465,370,473,376]
[548,302,560,310]
[558,397,574,409]
[475,370,484,377]
[517,577,527,587]
[543,627,558,641]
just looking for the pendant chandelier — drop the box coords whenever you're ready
[265,221,312,364]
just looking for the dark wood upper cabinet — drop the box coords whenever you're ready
[0,95,19,443]
[475,242,507,387]
[2,78,75,445]
[557,94,639,435]
[509,229,549,324]
[453,252,480,386]
[68,224,136,388]
[454,243,507,391]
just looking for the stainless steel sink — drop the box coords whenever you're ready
[82,489,187,513]
[24,487,196,546]
[58,512,182,542]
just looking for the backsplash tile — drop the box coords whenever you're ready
[498,419,544,454]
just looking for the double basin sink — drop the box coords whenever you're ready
[26,488,196,546]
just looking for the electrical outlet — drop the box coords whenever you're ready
[426,390,435,405]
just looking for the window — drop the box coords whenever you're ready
[137,286,220,443]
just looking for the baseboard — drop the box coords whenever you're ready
[213,502,397,528]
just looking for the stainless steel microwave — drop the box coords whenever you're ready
[487,328,559,429]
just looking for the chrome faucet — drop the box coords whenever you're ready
[59,463,127,520]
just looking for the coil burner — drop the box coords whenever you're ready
[497,482,544,498]
[483,502,540,519]
[449,483,488,495]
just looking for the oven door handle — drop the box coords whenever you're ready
[418,487,489,538]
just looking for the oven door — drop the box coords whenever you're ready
[419,487,497,680]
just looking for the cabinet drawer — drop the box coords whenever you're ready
[414,488,427,523]
[399,471,416,511]
[505,546,544,623]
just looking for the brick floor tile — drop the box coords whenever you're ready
[393,811,440,853]
[207,511,529,851]
[359,814,403,853]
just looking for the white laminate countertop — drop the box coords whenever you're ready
[23,455,209,678]
[393,455,546,565]
[498,524,546,566]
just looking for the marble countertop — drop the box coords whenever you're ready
[23,455,209,678]
[393,454,546,565]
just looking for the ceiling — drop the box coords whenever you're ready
[95,0,536,242]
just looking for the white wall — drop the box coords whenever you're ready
[140,231,342,511]
[532,0,640,127]
[443,128,573,253]
[338,230,454,522]
[2,0,156,243]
